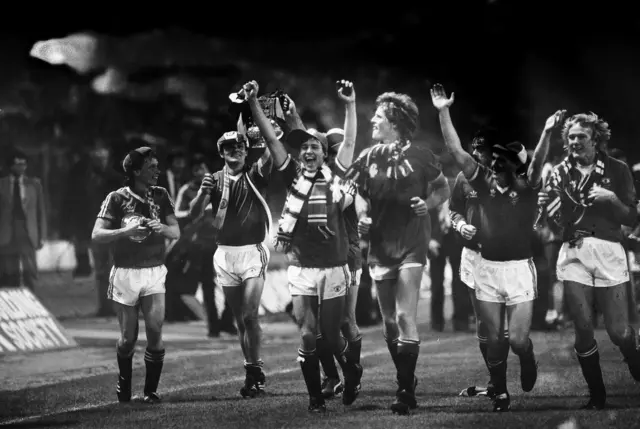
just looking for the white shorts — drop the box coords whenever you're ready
[475,258,537,306]
[350,268,363,288]
[460,247,481,289]
[214,244,270,287]
[557,237,629,287]
[369,262,424,281]
[288,265,350,301]
[108,265,167,306]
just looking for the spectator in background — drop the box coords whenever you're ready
[428,175,469,333]
[538,113,639,409]
[63,140,121,317]
[0,150,47,290]
[158,149,188,202]
[169,153,236,336]
[175,154,210,229]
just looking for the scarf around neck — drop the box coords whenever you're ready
[543,151,606,226]
[343,140,414,191]
[275,164,346,252]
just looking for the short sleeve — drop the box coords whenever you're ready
[468,163,491,196]
[97,191,120,221]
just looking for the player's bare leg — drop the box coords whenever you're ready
[292,295,325,412]
[475,300,511,412]
[565,281,606,409]
[376,278,400,368]
[114,302,140,403]
[598,284,640,380]
[224,276,265,398]
[140,293,166,404]
[506,300,538,393]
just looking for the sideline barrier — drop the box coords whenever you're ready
[0,287,78,354]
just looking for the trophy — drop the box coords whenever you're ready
[122,213,152,243]
[228,86,289,148]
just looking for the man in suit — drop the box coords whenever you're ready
[0,150,47,289]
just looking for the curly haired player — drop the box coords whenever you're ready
[92,146,180,404]
[539,112,640,409]
[348,91,451,414]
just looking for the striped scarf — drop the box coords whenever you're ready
[275,164,355,252]
[542,152,606,227]
[344,141,414,190]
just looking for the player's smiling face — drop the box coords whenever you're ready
[298,138,325,172]
[135,157,160,186]
[221,141,247,169]
[371,106,398,143]
[567,124,597,165]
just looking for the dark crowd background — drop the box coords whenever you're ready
[0,1,639,240]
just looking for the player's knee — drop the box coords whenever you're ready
[573,319,595,342]
[396,311,416,334]
[242,311,260,330]
[341,321,360,342]
[145,325,163,345]
[508,334,529,355]
[300,329,317,351]
[342,312,357,329]
[382,314,397,332]
[483,326,503,345]
[605,323,628,347]
[118,336,137,353]
[476,320,489,338]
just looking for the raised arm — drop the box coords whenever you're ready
[244,80,289,168]
[336,80,357,169]
[528,110,566,187]
[430,84,478,179]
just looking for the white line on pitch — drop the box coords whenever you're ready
[0,335,468,426]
